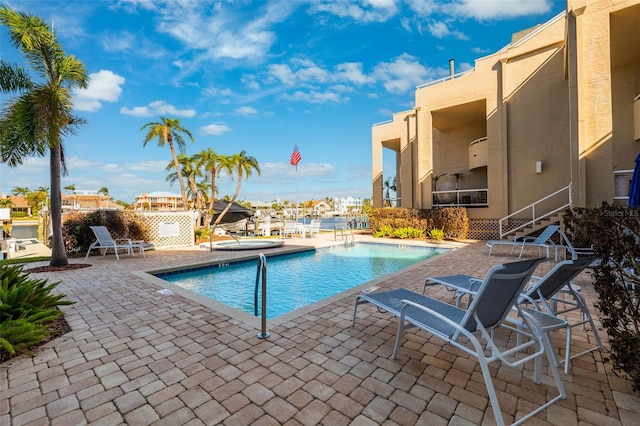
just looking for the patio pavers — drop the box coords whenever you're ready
[1,235,639,425]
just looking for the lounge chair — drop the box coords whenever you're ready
[280,221,298,238]
[557,229,595,260]
[84,226,154,261]
[424,256,602,373]
[484,224,561,259]
[303,219,322,238]
[353,258,566,426]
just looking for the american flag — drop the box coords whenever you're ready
[290,144,302,166]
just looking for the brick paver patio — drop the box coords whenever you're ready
[1,234,639,425]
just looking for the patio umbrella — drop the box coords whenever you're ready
[629,153,640,208]
[212,200,254,223]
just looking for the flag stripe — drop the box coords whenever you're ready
[290,145,302,166]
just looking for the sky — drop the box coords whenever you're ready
[0,0,566,205]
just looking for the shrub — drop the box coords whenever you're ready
[62,210,151,256]
[564,204,640,390]
[368,207,469,240]
[428,228,445,240]
[0,265,74,359]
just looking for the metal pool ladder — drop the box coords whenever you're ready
[255,253,269,339]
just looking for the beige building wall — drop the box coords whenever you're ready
[372,0,640,229]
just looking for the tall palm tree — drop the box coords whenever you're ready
[0,7,88,266]
[193,148,225,227]
[166,154,202,210]
[211,151,260,228]
[97,186,109,195]
[141,117,194,211]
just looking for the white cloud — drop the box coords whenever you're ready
[452,0,554,20]
[281,90,346,104]
[234,106,258,116]
[373,54,433,94]
[120,100,196,117]
[202,123,231,135]
[73,70,125,112]
[427,21,468,40]
[335,63,375,86]
[309,0,398,23]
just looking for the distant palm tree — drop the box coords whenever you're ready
[11,186,29,196]
[211,151,260,228]
[0,7,88,266]
[141,117,194,211]
[383,176,396,206]
[64,184,76,194]
[97,186,109,195]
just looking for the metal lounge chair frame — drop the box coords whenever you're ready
[484,224,561,258]
[353,258,566,426]
[423,256,603,373]
[84,226,154,261]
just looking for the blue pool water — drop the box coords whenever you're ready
[157,243,445,319]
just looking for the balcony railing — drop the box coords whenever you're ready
[432,189,488,207]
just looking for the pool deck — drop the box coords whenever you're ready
[1,232,639,425]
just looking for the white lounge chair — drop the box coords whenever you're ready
[485,224,561,258]
[84,226,154,261]
[280,221,298,238]
[301,219,322,238]
[353,258,565,426]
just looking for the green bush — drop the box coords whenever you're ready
[0,265,74,359]
[428,228,445,240]
[62,210,151,256]
[564,204,640,391]
[368,207,469,240]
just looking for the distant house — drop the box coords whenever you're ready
[333,197,363,214]
[62,190,123,211]
[309,200,331,215]
[135,191,185,211]
[2,195,31,216]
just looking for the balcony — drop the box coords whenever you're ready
[432,189,488,207]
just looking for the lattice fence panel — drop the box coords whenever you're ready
[468,218,500,240]
[138,212,195,248]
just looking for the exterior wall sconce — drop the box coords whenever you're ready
[535,161,543,174]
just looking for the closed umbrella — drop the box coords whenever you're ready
[628,153,640,208]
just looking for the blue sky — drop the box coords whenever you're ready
[0,0,566,205]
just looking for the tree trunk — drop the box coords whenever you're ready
[49,145,68,267]
[211,171,243,228]
[168,141,189,211]
[204,170,216,228]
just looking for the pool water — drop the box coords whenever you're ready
[157,243,445,319]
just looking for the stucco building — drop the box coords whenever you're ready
[372,0,640,238]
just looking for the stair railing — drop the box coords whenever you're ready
[499,184,572,239]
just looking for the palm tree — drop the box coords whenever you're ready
[166,154,202,209]
[141,117,194,211]
[211,151,260,228]
[11,186,29,196]
[193,148,226,227]
[97,186,109,195]
[383,176,396,206]
[64,184,76,194]
[0,7,88,266]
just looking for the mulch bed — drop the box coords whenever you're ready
[24,263,92,273]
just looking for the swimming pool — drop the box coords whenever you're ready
[156,243,446,319]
